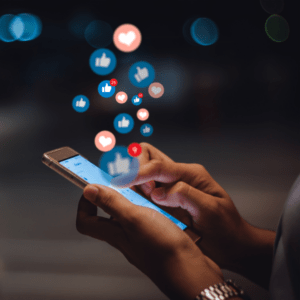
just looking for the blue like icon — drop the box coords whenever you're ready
[131,95,142,106]
[89,48,117,75]
[128,61,155,88]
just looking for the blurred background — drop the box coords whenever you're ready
[0,0,299,299]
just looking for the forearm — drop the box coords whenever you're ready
[228,222,276,290]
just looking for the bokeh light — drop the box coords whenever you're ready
[9,16,25,39]
[68,12,94,39]
[17,13,42,41]
[190,17,219,46]
[84,20,113,48]
[0,14,17,42]
[265,14,289,42]
[182,17,199,46]
[260,0,284,14]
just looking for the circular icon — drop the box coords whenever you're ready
[113,24,142,52]
[98,80,116,98]
[140,123,153,137]
[114,113,134,134]
[110,78,118,86]
[138,93,143,98]
[72,95,90,113]
[89,48,117,75]
[95,131,116,152]
[115,91,128,104]
[99,146,140,186]
[129,61,155,88]
[137,108,149,121]
[131,95,142,106]
[148,82,164,98]
[128,143,142,157]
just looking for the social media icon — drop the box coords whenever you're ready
[113,24,142,52]
[114,113,134,134]
[128,143,142,157]
[148,82,164,98]
[110,78,118,86]
[115,91,128,104]
[94,131,116,152]
[98,80,116,98]
[131,95,142,106]
[72,95,90,113]
[137,108,149,121]
[140,123,153,137]
[89,48,117,75]
[129,61,155,88]
[99,146,140,186]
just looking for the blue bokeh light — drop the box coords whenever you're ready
[190,18,219,46]
[17,13,42,41]
[68,13,94,39]
[9,16,25,39]
[0,14,16,42]
[84,20,113,48]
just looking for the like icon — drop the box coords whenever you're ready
[113,24,142,52]
[140,123,153,137]
[94,131,116,152]
[72,95,90,113]
[114,113,134,134]
[131,95,142,106]
[129,61,155,88]
[89,48,116,75]
[98,80,115,98]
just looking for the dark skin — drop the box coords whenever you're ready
[76,142,275,299]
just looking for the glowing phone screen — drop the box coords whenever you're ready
[60,155,187,230]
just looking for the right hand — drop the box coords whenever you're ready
[111,143,257,272]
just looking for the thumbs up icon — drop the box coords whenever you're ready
[107,153,130,176]
[95,53,111,68]
[76,98,86,107]
[134,66,149,82]
[102,83,112,93]
[118,116,130,128]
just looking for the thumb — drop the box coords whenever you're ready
[115,153,122,161]
[101,53,106,58]
[105,83,109,87]
[83,184,134,222]
[136,67,141,71]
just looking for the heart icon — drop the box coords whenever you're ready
[118,31,136,46]
[151,86,161,95]
[99,136,112,147]
[139,112,147,119]
[118,95,125,101]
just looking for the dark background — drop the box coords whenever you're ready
[0,0,299,299]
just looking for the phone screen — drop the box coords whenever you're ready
[59,155,187,230]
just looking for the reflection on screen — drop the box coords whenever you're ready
[60,155,187,230]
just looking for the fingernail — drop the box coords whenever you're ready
[152,189,166,200]
[84,186,98,202]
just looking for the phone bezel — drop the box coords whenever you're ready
[42,146,201,244]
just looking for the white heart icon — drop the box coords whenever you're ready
[118,31,136,46]
[151,86,161,95]
[118,95,125,101]
[99,136,112,147]
[139,112,147,119]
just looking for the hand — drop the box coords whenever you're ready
[76,184,225,300]
[111,143,276,289]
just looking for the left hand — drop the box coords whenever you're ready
[76,184,224,300]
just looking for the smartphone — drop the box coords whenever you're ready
[42,146,201,243]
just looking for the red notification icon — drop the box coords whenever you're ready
[128,143,142,157]
[138,93,143,98]
[110,79,118,86]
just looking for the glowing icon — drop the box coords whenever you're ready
[115,91,128,104]
[98,80,115,98]
[148,82,164,98]
[72,95,89,112]
[108,153,130,176]
[128,143,142,157]
[95,53,111,68]
[137,108,149,121]
[102,83,112,93]
[114,113,134,134]
[95,131,116,152]
[140,123,153,137]
[132,95,142,106]
[110,78,118,86]
[129,61,155,88]
[138,93,143,98]
[113,24,142,52]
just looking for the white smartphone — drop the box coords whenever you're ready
[42,146,201,243]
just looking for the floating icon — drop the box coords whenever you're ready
[113,24,142,52]
[131,95,142,106]
[72,95,90,113]
[115,91,128,104]
[118,116,130,128]
[129,61,155,88]
[110,78,118,86]
[108,153,130,176]
[148,82,164,98]
[98,80,116,98]
[94,130,116,152]
[89,48,116,75]
[140,123,153,137]
[137,108,149,121]
[114,113,134,134]
[128,143,142,157]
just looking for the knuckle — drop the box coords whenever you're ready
[139,142,150,149]
[174,181,188,194]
